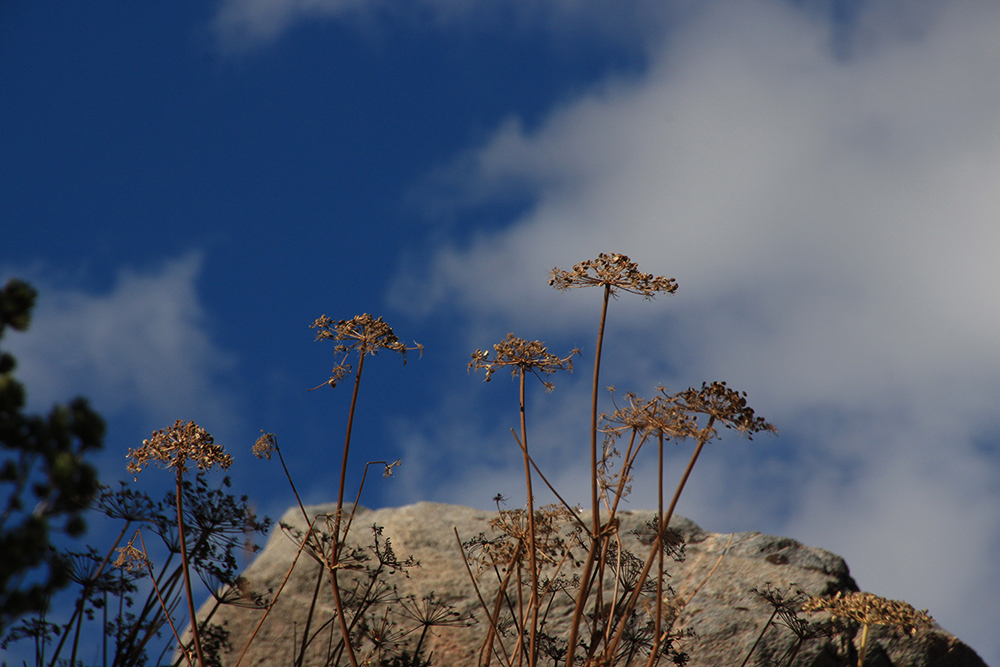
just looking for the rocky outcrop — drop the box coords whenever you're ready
[195,502,987,667]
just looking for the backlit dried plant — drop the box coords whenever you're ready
[470,335,577,667]
[603,383,775,665]
[549,253,677,667]
[548,253,678,299]
[126,420,232,480]
[803,591,934,667]
[126,421,233,667]
[310,313,422,390]
[469,333,578,392]
[309,313,420,667]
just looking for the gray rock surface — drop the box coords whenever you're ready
[194,502,987,667]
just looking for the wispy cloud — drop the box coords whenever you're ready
[385,0,1000,661]
[212,0,671,51]
[2,253,239,431]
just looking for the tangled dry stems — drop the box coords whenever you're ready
[5,251,940,667]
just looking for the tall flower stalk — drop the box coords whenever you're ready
[470,334,576,667]
[549,253,676,665]
[125,420,233,667]
[310,313,420,667]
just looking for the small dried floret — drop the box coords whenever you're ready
[549,252,677,299]
[802,591,934,635]
[126,420,232,479]
[383,459,401,478]
[253,431,277,460]
[114,532,150,574]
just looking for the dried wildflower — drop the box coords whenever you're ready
[383,459,402,478]
[549,252,677,299]
[114,532,149,574]
[674,382,776,439]
[469,333,578,392]
[310,313,422,389]
[602,390,698,441]
[252,431,277,460]
[126,420,232,480]
[802,591,933,636]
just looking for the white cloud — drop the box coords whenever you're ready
[385,0,1000,662]
[2,253,238,430]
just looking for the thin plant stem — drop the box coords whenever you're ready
[335,350,367,538]
[605,416,716,662]
[858,622,871,667]
[646,429,666,667]
[519,369,540,667]
[175,470,207,667]
[138,530,196,667]
[510,430,588,534]
[328,349,367,667]
[565,283,611,667]
[49,520,132,667]
[231,517,315,667]
[454,527,514,667]
[740,607,779,667]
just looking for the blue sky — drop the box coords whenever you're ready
[2,0,999,664]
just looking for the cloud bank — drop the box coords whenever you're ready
[385,0,1000,661]
[2,253,238,430]
[209,0,999,661]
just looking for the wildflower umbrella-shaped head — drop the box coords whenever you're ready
[310,313,422,389]
[803,591,934,636]
[549,252,678,299]
[126,420,232,480]
[601,389,699,441]
[469,333,578,392]
[674,381,777,440]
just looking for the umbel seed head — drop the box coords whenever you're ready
[126,419,232,479]
[803,591,934,636]
[549,252,677,299]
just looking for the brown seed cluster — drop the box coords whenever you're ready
[469,333,578,392]
[674,381,777,439]
[602,390,697,441]
[802,591,934,636]
[310,313,422,389]
[126,420,232,479]
[603,382,775,442]
[548,252,678,299]
[113,532,149,574]
[252,431,277,460]
[467,504,580,570]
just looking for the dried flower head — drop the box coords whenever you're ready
[469,333,578,392]
[252,431,277,460]
[383,459,402,478]
[114,531,150,574]
[549,252,677,299]
[602,390,698,441]
[126,420,232,480]
[310,313,422,389]
[802,591,934,636]
[674,382,776,440]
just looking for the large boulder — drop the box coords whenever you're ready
[194,502,986,667]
